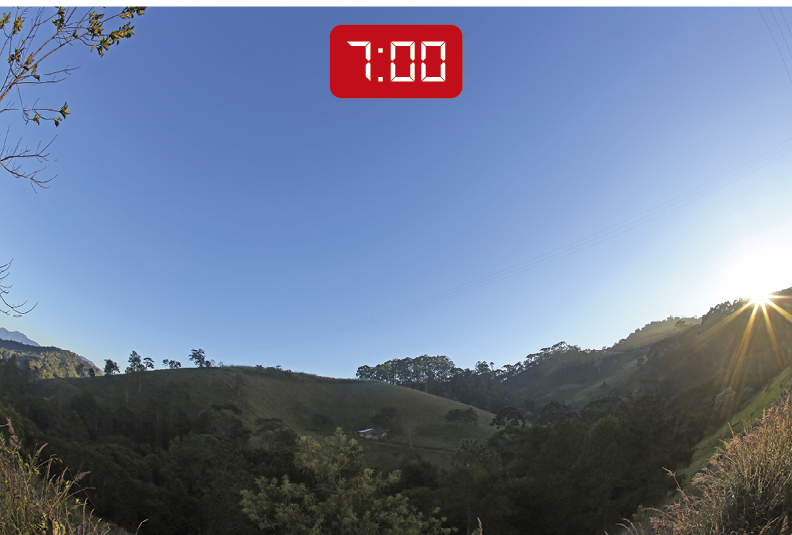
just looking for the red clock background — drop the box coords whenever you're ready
[330,25,463,99]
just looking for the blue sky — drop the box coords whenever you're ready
[3,7,792,378]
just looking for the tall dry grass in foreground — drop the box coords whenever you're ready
[0,420,131,535]
[624,393,792,535]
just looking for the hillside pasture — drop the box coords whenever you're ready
[33,366,497,467]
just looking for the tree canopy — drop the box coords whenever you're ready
[240,428,452,535]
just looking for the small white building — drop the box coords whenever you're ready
[356,428,388,441]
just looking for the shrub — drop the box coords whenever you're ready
[627,393,792,535]
[0,419,129,534]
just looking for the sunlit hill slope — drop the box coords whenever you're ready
[501,287,792,456]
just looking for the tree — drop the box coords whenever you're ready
[240,428,453,535]
[446,439,506,535]
[125,351,145,374]
[537,400,577,426]
[189,348,209,368]
[253,418,299,452]
[445,408,478,427]
[1,7,145,317]
[143,356,154,370]
[162,359,181,369]
[490,406,524,429]
[103,359,119,376]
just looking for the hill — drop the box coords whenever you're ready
[610,315,701,351]
[500,289,791,418]
[33,365,496,469]
[0,338,102,378]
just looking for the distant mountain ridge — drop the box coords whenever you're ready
[0,327,40,346]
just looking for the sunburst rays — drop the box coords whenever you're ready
[719,294,792,394]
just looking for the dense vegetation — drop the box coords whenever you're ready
[0,420,130,534]
[357,291,792,450]
[0,355,696,535]
[1,289,791,534]
[0,339,100,379]
[626,390,792,535]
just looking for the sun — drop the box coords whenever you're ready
[750,293,773,307]
[710,244,792,306]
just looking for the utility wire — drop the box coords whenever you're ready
[780,9,792,42]
[770,8,792,60]
[759,7,792,88]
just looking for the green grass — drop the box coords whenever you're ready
[685,366,792,475]
[612,317,699,352]
[34,366,497,467]
[528,350,650,409]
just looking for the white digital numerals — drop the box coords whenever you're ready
[350,39,446,82]
[347,41,371,80]
[391,41,415,82]
[421,41,445,82]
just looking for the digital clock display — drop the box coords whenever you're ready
[330,25,463,99]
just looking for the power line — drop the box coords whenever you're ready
[770,8,792,60]
[759,7,792,88]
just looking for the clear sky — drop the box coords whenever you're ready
[3,7,792,378]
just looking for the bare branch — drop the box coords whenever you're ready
[0,126,54,189]
[0,260,36,316]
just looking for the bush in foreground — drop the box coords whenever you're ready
[625,393,792,535]
[0,420,129,535]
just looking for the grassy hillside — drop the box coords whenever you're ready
[685,366,792,475]
[510,348,648,408]
[611,316,700,351]
[507,291,792,422]
[504,316,699,407]
[34,365,497,468]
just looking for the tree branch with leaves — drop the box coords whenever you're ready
[0,6,145,189]
[1,6,145,316]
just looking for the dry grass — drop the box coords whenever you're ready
[622,393,792,535]
[0,420,133,535]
